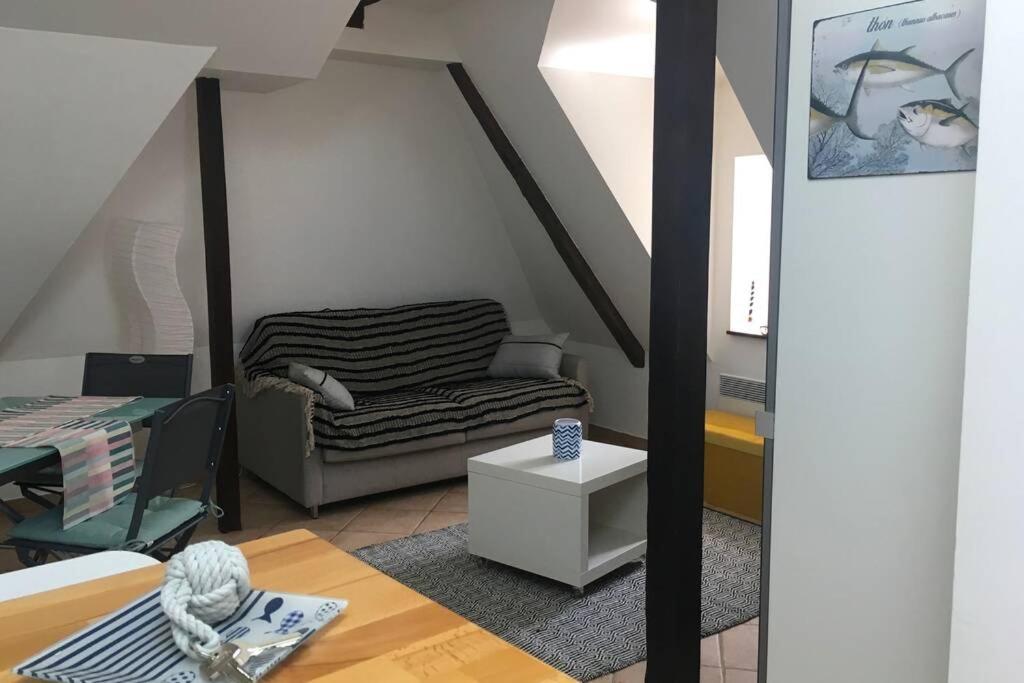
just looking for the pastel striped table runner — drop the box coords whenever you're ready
[0,396,138,446]
[0,396,140,528]
[10,418,137,528]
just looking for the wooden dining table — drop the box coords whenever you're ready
[0,529,575,682]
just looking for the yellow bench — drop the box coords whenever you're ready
[704,410,763,523]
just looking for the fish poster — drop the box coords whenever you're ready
[809,0,985,179]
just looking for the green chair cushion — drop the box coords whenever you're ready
[8,494,206,549]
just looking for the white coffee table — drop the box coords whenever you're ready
[467,436,647,588]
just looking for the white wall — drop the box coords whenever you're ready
[707,68,769,414]
[1,58,546,395]
[0,27,212,345]
[765,1,976,682]
[222,58,544,336]
[0,87,209,365]
[947,1,1024,679]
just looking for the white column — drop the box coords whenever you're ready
[948,1,1024,680]
[766,1,977,680]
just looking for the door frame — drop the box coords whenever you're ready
[758,0,793,679]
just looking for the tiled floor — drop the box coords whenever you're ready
[0,474,759,682]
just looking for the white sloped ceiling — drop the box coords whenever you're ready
[446,0,651,353]
[0,0,361,92]
[0,27,214,343]
[717,0,777,158]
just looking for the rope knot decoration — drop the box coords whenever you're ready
[161,540,252,660]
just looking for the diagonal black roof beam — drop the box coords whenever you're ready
[347,0,383,29]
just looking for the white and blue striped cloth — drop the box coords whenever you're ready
[16,589,345,683]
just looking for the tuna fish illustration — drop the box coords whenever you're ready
[835,40,975,99]
[896,98,978,150]
[810,59,874,139]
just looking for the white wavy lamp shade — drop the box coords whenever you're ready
[110,219,194,354]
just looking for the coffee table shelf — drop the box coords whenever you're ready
[588,524,645,570]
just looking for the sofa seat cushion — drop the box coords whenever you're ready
[312,378,590,455]
[321,431,466,464]
[465,403,589,442]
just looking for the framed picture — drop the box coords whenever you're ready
[808,0,985,179]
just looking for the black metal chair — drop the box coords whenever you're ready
[81,352,194,397]
[4,385,234,565]
[17,353,194,506]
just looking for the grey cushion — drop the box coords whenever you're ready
[289,362,354,411]
[487,333,569,379]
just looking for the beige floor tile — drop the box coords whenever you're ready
[240,478,291,505]
[193,514,252,537]
[702,667,725,683]
[721,624,759,671]
[194,527,269,546]
[307,502,364,528]
[724,669,758,683]
[4,496,57,515]
[267,519,348,541]
[0,549,25,573]
[589,675,614,683]
[240,500,310,529]
[332,531,403,552]
[345,508,428,534]
[612,661,646,682]
[434,489,468,512]
[414,511,468,534]
[702,634,722,667]
[368,486,448,512]
[447,478,468,494]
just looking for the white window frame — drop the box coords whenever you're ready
[729,154,772,337]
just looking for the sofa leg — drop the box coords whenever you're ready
[309,505,319,519]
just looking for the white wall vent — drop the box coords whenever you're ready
[720,374,766,404]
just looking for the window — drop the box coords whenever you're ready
[729,154,772,337]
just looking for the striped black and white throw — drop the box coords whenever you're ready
[240,300,590,452]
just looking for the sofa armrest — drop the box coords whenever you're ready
[237,382,323,510]
[560,353,588,387]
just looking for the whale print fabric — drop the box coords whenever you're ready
[15,589,346,683]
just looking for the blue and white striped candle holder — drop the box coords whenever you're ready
[552,418,583,461]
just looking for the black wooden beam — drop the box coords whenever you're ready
[646,0,717,679]
[347,0,382,29]
[447,62,646,369]
[195,77,242,533]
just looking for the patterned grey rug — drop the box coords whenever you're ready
[353,509,760,682]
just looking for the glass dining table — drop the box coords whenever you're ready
[0,396,178,522]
